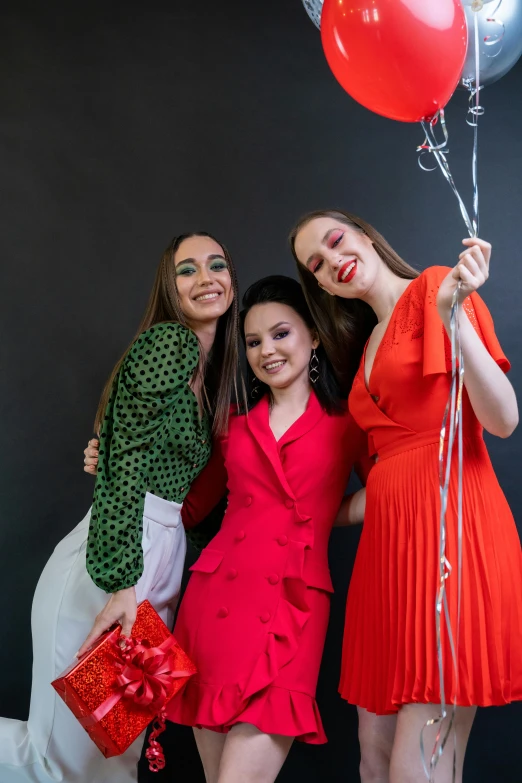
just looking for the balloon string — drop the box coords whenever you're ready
[472,8,480,237]
[417,9,482,781]
[420,286,464,782]
[417,112,475,238]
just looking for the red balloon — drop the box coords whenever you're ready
[321,0,468,123]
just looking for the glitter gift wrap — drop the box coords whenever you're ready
[52,600,197,759]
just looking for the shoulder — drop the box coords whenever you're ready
[225,403,246,433]
[400,268,452,315]
[128,322,199,364]
[135,322,198,351]
[326,404,358,433]
[418,265,452,289]
[122,322,200,391]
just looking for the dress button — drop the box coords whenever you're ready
[217,607,229,618]
[180,487,185,492]
[235,530,246,542]
[227,568,238,580]
[192,463,197,469]
[260,612,271,624]
[245,496,252,507]
[201,439,206,444]
[268,573,279,585]
[285,499,294,509]
[371,394,380,403]
[277,535,288,547]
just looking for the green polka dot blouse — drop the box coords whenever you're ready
[87,322,211,593]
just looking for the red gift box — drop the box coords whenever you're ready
[52,600,196,769]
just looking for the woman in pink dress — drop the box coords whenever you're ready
[167,275,371,782]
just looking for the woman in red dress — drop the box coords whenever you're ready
[167,275,371,782]
[291,210,522,783]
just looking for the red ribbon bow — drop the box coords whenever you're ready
[80,634,193,773]
[87,635,192,724]
[113,639,179,712]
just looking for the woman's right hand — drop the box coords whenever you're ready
[84,438,99,475]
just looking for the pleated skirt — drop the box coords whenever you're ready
[340,438,522,715]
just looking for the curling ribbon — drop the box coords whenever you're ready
[145,709,168,773]
[420,284,465,783]
[81,635,192,772]
[416,8,486,782]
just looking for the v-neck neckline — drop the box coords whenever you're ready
[267,392,313,445]
[363,279,416,393]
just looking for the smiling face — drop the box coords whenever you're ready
[293,216,382,299]
[174,235,234,326]
[244,301,319,393]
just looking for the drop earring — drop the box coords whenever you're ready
[309,349,320,383]
[251,375,260,399]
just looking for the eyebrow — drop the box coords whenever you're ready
[305,228,339,268]
[244,321,291,338]
[175,253,225,268]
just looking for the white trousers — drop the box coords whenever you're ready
[0,492,186,783]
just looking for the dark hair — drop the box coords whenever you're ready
[94,231,241,436]
[289,209,419,396]
[239,275,344,415]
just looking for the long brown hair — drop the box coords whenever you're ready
[94,231,241,436]
[289,210,419,396]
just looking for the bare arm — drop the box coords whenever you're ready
[334,488,366,527]
[437,238,518,439]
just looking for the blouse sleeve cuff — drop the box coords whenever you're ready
[87,568,142,594]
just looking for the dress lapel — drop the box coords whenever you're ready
[277,390,325,449]
[246,393,324,499]
[246,396,294,497]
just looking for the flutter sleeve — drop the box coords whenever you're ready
[87,322,199,592]
[421,265,510,377]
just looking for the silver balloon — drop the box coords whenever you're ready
[301,0,323,30]
[460,0,522,87]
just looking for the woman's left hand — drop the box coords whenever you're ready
[84,438,99,475]
[437,238,491,318]
[76,586,137,658]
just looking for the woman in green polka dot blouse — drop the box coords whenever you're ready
[0,232,240,783]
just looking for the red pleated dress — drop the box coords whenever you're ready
[167,393,371,742]
[340,266,522,715]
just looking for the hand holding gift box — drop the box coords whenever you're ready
[52,600,196,771]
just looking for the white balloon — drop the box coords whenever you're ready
[460,0,522,87]
[301,0,323,30]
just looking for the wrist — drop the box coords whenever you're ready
[438,300,467,333]
[115,585,136,597]
[437,301,452,326]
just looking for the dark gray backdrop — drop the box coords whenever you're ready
[1,1,521,780]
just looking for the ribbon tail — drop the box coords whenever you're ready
[145,709,168,773]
